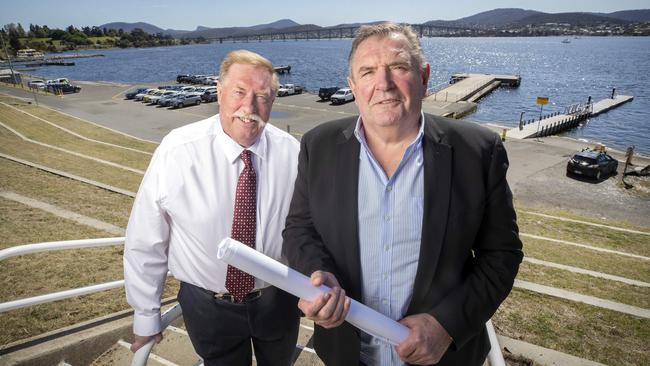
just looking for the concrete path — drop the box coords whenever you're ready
[514,279,650,319]
[497,334,607,366]
[0,191,125,235]
[524,257,650,287]
[520,233,649,261]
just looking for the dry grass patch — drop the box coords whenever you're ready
[0,197,111,249]
[0,159,133,228]
[0,125,143,192]
[0,280,180,346]
[518,261,650,309]
[0,107,150,171]
[523,237,649,283]
[0,197,179,346]
[494,289,650,366]
[518,211,650,257]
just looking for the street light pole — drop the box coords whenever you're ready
[0,31,17,85]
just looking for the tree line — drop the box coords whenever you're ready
[0,23,207,55]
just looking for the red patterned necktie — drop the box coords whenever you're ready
[225,150,257,302]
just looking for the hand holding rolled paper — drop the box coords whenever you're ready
[216,237,410,345]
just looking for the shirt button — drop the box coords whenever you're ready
[384,246,390,251]
[386,185,392,191]
[385,215,391,221]
[382,299,388,305]
[382,274,388,280]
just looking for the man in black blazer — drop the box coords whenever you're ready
[282,23,523,365]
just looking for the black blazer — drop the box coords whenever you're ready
[282,113,523,365]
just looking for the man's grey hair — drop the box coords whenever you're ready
[218,49,279,93]
[348,23,426,78]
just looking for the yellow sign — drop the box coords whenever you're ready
[536,97,549,105]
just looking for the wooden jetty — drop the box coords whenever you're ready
[426,73,521,103]
[506,95,634,140]
[24,61,75,67]
[274,65,291,74]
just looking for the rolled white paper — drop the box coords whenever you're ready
[216,237,410,345]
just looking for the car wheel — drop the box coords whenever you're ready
[179,103,184,108]
[196,100,201,105]
[596,170,601,180]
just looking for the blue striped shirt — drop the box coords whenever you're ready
[354,114,425,366]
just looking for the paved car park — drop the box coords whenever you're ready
[2,80,648,227]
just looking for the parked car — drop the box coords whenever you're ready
[134,88,157,101]
[330,88,354,104]
[169,93,202,108]
[143,89,165,103]
[203,76,219,85]
[125,88,148,100]
[46,83,81,94]
[46,78,70,85]
[277,84,303,97]
[201,89,218,103]
[176,74,191,83]
[149,90,178,105]
[318,86,339,101]
[28,80,46,89]
[566,149,618,180]
[159,91,181,107]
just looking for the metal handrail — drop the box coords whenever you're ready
[131,304,183,366]
[0,237,180,366]
[0,237,126,313]
[1,238,505,366]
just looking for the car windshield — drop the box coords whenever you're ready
[573,156,597,164]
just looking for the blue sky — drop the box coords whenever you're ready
[3,0,649,30]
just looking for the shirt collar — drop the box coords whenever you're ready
[353,111,425,151]
[215,114,267,164]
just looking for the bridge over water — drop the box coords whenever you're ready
[207,23,476,43]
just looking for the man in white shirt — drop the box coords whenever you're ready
[124,50,301,365]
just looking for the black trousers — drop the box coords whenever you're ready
[178,281,300,366]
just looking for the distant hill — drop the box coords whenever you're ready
[513,12,630,26]
[454,8,544,27]
[424,8,643,28]
[606,9,650,22]
[99,22,166,34]
[99,8,649,40]
[248,19,300,30]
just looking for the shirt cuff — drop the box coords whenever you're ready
[133,310,162,336]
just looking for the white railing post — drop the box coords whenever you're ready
[486,319,506,366]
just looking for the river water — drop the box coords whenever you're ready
[21,36,650,154]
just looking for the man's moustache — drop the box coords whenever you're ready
[233,113,264,123]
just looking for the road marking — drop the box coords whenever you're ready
[521,233,649,261]
[111,85,138,100]
[167,325,189,336]
[0,120,145,174]
[0,102,152,155]
[521,210,650,236]
[514,279,650,319]
[0,190,125,235]
[523,257,650,287]
[30,101,159,144]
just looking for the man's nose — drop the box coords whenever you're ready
[375,67,394,91]
[240,92,257,113]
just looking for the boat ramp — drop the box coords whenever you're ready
[422,73,521,118]
[507,95,634,140]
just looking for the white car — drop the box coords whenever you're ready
[134,88,157,101]
[330,88,355,105]
[28,80,46,89]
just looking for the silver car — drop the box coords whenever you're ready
[169,93,201,108]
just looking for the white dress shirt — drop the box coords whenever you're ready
[123,114,300,336]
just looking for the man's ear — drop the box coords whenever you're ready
[422,64,430,86]
[348,76,356,93]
